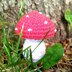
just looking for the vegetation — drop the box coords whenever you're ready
[65,9,72,32]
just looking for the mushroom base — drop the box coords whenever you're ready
[23,39,46,62]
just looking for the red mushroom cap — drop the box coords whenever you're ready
[15,11,56,40]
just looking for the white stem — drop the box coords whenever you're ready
[23,39,46,62]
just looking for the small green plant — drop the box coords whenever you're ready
[42,43,64,69]
[65,9,72,31]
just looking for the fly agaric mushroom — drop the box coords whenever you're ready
[15,11,57,62]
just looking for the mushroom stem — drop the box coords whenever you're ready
[23,39,46,62]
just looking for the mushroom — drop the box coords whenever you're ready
[15,11,57,62]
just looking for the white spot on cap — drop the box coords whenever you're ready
[44,21,48,24]
[26,15,29,17]
[54,29,57,32]
[28,28,32,31]
[39,12,42,14]
[15,28,18,30]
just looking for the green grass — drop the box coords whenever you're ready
[18,0,25,19]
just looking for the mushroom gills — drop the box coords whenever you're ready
[23,39,46,62]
